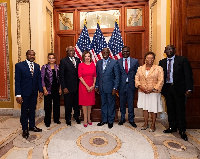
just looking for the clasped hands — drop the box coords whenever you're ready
[139,86,155,94]
[86,85,95,92]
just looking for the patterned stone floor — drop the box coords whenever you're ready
[0,108,200,159]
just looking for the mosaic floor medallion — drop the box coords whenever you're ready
[163,140,186,151]
[77,131,121,156]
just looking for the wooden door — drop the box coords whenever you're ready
[171,0,200,128]
[53,0,149,121]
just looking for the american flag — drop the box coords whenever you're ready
[75,24,92,61]
[91,23,107,64]
[108,21,124,60]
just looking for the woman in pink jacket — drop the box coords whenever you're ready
[135,52,164,132]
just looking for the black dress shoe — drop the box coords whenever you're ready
[97,122,107,126]
[29,126,42,132]
[118,120,126,125]
[108,123,113,129]
[163,128,177,133]
[75,118,81,124]
[45,124,50,127]
[22,130,29,139]
[54,121,61,124]
[66,121,71,126]
[129,122,137,128]
[179,132,188,141]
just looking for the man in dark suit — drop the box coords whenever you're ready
[117,46,139,128]
[159,45,193,141]
[15,50,43,139]
[59,46,81,126]
[96,48,119,129]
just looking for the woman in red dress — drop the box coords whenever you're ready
[78,51,96,127]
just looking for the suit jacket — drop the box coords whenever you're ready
[159,55,193,96]
[117,58,139,93]
[15,61,43,97]
[135,64,164,93]
[59,56,81,92]
[41,64,60,94]
[96,58,119,93]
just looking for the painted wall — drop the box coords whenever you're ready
[149,0,170,64]
[2,0,54,114]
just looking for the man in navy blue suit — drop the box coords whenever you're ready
[96,48,119,129]
[15,50,43,139]
[117,46,139,127]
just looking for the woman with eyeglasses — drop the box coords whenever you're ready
[41,53,62,127]
[135,52,164,132]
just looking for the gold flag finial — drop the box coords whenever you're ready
[84,18,87,27]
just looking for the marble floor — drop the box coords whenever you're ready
[0,108,200,159]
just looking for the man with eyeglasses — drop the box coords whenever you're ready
[59,46,81,126]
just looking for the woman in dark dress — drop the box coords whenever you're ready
[41,53,62,127]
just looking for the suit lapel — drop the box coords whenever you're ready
[173,55,179,72]
[141,64,147,78]
[74,57,79,68]
[99,60,103,73]
[23,61,32,76]
[163,58,167,73]
[119,58,125,73]
[129,58,134,73]
[103,58,111,73]
[147,65,156,77]
[67,57,75,68]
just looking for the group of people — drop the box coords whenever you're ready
[15,45,193,141]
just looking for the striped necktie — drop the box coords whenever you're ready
[167,59,172,82]
[30,62,34,76]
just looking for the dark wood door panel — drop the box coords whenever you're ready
[187,18,200,35]
[187,0,200,5]
[125,32,144,65]
[172,0,200,128]
[59,35,75,60]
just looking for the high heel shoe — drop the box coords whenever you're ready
[83,124,88,127]
[88,122,92,125]
[141,125,149,130]
[149,126,155,132]
[149,128,155,132]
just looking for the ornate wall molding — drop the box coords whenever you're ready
[16,0,31,62]
[149,0,157,51]
[0,3,11,101]
[47,0,54,7]
[46,7,53,53]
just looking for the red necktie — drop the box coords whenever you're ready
[125,59,128,73]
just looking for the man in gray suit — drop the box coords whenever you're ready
[96,48,119,129]
[117,46,139,127]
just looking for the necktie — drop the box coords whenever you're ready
[167,59,172,82]
[72,58,76,68]
[103,61,107,70]
[125,59,128,73]
[30,62,34,76]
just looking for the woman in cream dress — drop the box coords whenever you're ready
[135,52,164,132]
